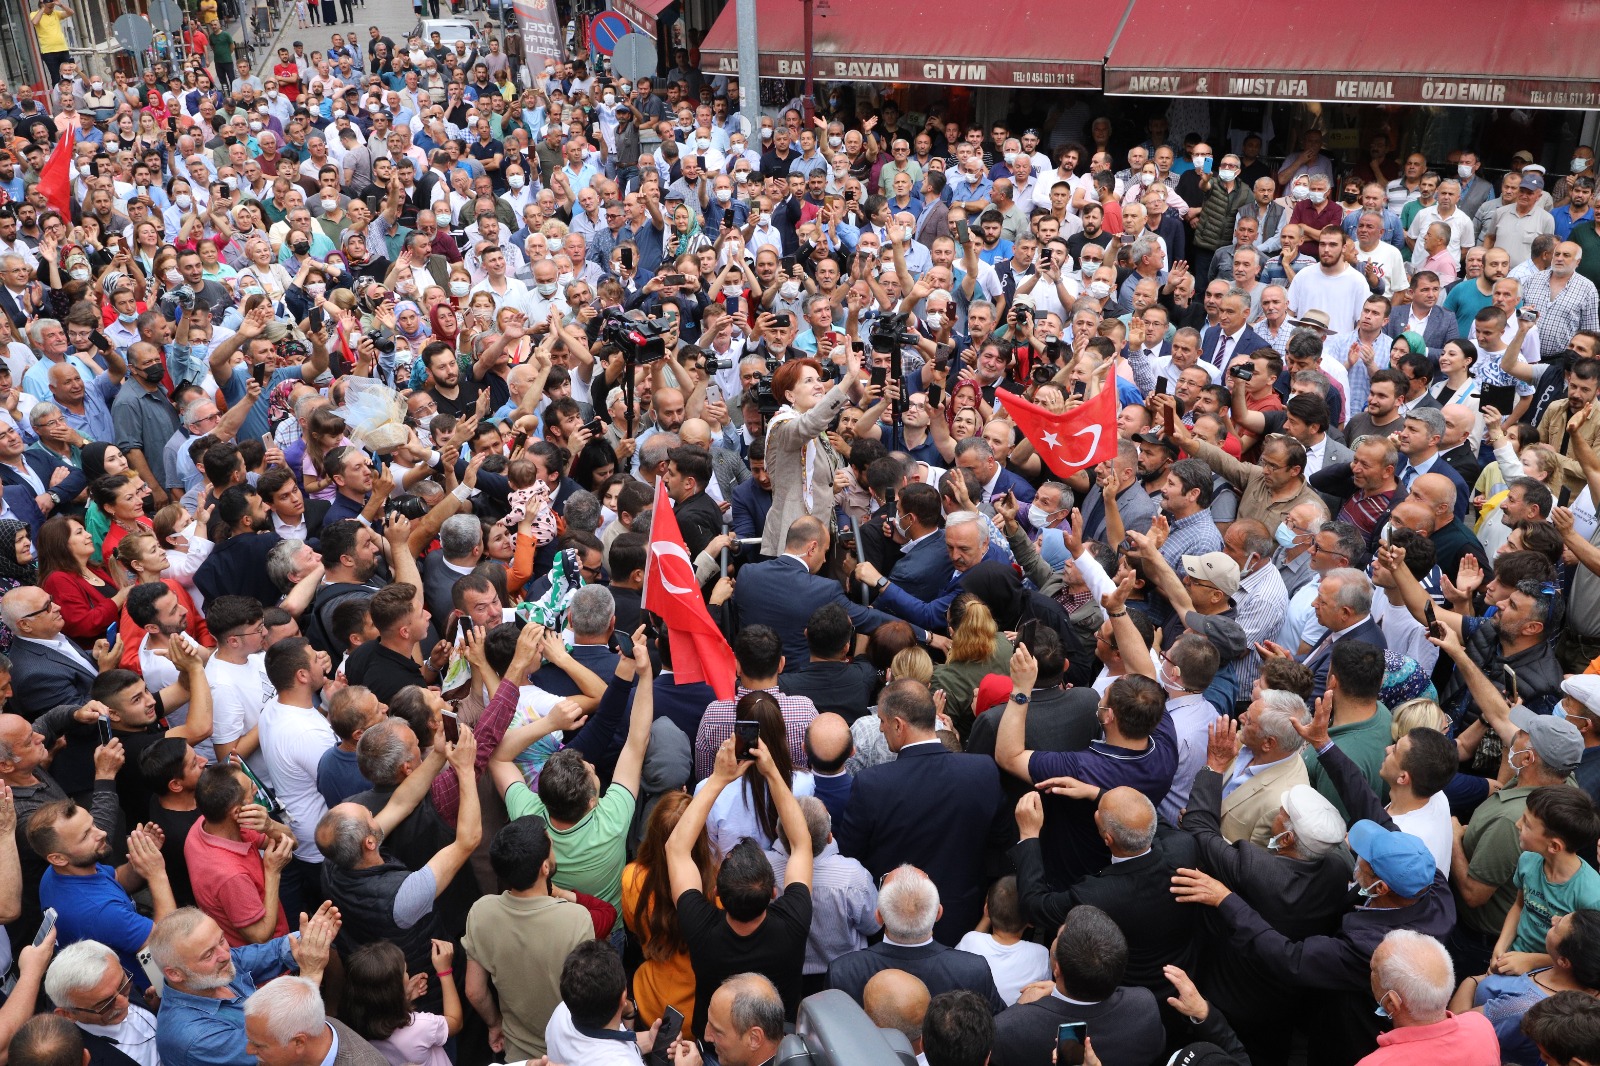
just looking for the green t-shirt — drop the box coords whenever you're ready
[212,30,233,63]
[1461,785,1535,936]
[1512,849,1600,952]
[505,779,636,906]
[1401,199,1428,231]
[1303,706,1394,819]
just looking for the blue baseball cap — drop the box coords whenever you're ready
[1348,820,1436,899]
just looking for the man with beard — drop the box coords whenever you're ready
[151,903,341,1066]
[30,803,174,992]
[306,520,386,658]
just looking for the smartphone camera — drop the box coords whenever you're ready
[733,720,759,761]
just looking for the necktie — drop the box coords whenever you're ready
[1217,335,1230,366]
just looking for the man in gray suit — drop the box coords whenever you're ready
[243,976,390,1066]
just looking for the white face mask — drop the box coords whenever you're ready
[449,280,470,297]
[175,195,192,210]
[1308,190,1327,204]
[536,281,558,296]
[306,282,325,296]
[757,213,772,227]
[1266,830,1292,852]
[1576,158,1593,174]
[69,267,89,281]
[715,187,732,203]
[761,127,773,141]
[333,109,346,119]
[1458,164,1474,180]
[1028,504,1052,528]
[926,311,945,331]
[321,197,337,211]
[696,137,711,151]
[1217,168,1239,182]
[1088,280,1111,300]
[828,136,842,149]
[250,121,263,132]
[267,90,279,100]
[602,92,615,105]
[509,174,525,189]
[165,268,184,284]
[558,271,574,286]
[1291,184,1310,201]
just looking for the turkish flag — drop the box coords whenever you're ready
[641,479,737,700]
[36,126,74,223]
[1000,386,1120,480]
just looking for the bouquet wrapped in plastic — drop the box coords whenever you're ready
[335,377,411,453]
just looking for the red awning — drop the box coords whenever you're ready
[1103,0,1600,108]
[612,0,673,35]
[698,0,1119,90]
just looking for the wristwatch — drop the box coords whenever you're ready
[875,577,889,591]
[1010,692,1031,705]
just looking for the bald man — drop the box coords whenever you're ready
[678,415,750,504]
[1011,787,1199,989]
[863,969,931,1059]
[1405,471,1488,581]
[804,713,855,820]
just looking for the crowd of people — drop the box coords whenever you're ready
[0,9,1599,1066]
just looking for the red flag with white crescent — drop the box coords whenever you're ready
[36,125,74,222]
[1000,385,1119,480]
[641,478,737,700]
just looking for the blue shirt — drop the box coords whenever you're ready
[155,936,298,1066]
[316,745,371,807]
[220,363,306,441]
[1555,207,1595,240]
[41,864,154,988]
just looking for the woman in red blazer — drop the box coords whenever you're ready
[37,515,129,648]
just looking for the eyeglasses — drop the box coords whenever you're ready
[17,602,57,621]
[75,971,133,1017]
[1310,543,1349,559]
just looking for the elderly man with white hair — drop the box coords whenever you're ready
[825,865,1003,1012]
[242,976,389,1066]
[1212,688,1313,847]
[46,940,160,1066]
[1359,930,1498,1066]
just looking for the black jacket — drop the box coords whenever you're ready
[672,489,724,560]
[828,940,1004,1014]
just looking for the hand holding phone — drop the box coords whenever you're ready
[733,720,759,761]
[1056,1022,1087,1066]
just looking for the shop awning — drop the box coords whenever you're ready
[1103,0,1600,108]
[698,0,1118,90]
[611,0,674,36]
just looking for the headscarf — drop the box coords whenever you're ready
[81,440,119,483]
[395,300,430,345]
[0,519,36,585]
[1382,652,1438,707]
[960,561,1030,631]
[429,303,460,348]
[1394,331,1425,360]
[267,378,298,432]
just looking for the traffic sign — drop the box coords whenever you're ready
[588,11,632,56]
[609,32,656,81]
[112,13,154,54]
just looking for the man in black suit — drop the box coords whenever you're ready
[872,484,954,603]
[1011,787,1198,991]
[0,585,101,719]
[990,907,1165,1066]
[0,423,84,520]
[953,436,1034,509]
[733,517,930,665]
[663,444,723,559]
[827,866,1004,1013]
[835,679,1009,943]
[967,627,1100,799]
[777,604,878,723]
[729,438,773,561]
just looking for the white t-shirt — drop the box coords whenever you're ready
[258,698,338,863]
[1287,264,1372,334]
[955,931,1052,1005]
[694,771,815,856]
[205,652,275,781]
[1392,791,1452,874]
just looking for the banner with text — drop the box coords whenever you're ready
[515,0,565,66]
[698,50,1095,89]
[1103,69,1594,110]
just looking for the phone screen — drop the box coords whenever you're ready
[927,383,943,407]
[870,366,888,389]
[33,908,57,947]
[97,716,113,748]
[733,720,759,761]
[1056,1022,1087,1066]
[649,1007,685,1066]
[440,709,461,744]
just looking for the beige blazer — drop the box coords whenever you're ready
[1219,751,1311,847]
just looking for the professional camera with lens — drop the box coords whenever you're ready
[599,307,674,363]
[868,310,920,354]
[749,354,782,418]
[701,351,734,373]
[1031,363,1056,385]
[365,328,396,354]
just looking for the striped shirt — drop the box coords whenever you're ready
[1232,560,1289,690]
[766,840,880,975]
[1160,510,1223,569]
[695,685,819,782]
[1338,487,1398,537]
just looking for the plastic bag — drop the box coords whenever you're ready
[335,377,410,453]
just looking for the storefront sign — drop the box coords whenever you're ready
[702,51,1097,88]
[1104,68,1591,109]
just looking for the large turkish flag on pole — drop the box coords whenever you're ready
[1000,385,1120,480]
[36,126,74,221]
[641,479,737,700]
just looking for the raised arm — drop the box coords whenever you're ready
[667,737,743,902]
[994,643,1040,780]
[755,738,812,889]
[609,631,655,795]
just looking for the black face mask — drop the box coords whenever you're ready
[292,241,311,255]
[141,363,166,384]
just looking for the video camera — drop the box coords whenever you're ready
[750,353,782,418]
[868,310,919,355]
[600,307,674,364]
[776,990,916,1066]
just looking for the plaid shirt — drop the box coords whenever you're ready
[1323,329,1393,416]
[1232,560,1289,689]
[1253,318,1295,355]
[429,676,521,822]
[695,685,819,782]
[1160,510,1223,570]
[1523,269,1600,355]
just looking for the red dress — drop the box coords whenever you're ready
[42,567,121,645]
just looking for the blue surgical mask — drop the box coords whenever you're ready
[1274,522,1298,550]
[1374,993,1391,1019]
[1266,830,1292,852]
